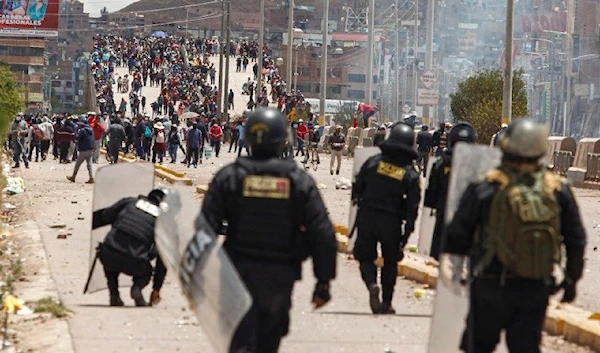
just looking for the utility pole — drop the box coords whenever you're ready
[501,0,514,125]
[564,0,575,136]
[365,0,375,105]
[287,0,294,91]
[217,0,225,120]
[393,0,400,121]
[423,0,434,125]
[319,0,329,122]
[412,0,418,111]
[257,0,265,97]
[223,0,231,121]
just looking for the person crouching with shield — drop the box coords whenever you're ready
[91,189,169,307]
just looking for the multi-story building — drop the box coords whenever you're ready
[0,38,45,108]
[47,57,90,112]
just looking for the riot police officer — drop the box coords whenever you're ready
[352,123,421,314]
[92,189,169,307]
[444,119,586,353]
[424,122,477,260]
[200,108,337,353]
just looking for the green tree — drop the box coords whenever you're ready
[450,69,528,144]
[0,64,24,138]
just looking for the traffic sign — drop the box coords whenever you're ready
[402,104,411,113]
[417,89,439,105]
[420,70,437,89]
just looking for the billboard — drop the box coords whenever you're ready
[0,0,58,37]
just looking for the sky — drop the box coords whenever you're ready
[82,0,138,18]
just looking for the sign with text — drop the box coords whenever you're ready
[420,70,437,89]
[417,89,439,106]
[0,0,58,37]
[520,12,567,34]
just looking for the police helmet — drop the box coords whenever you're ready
[147,188,170,204]
[499,118,548,161]
[447,122,477,152]
[387,122,415,148]
[245,108,288,157]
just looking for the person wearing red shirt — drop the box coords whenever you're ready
[295,119,309,157]
[209,120,223,157]
[357,102,377,128]
[88,113,105,164]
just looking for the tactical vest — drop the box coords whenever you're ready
[360,157,411,215]
[476,168,562,280]
[111,198,158,251]
[234,161,298,262]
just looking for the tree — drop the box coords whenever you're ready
[450,69,528,144]
[0,64,24,138]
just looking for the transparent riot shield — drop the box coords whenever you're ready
[427,143,502,353]
[347,147,381,253]
[84,163,155,294]
[155,187,252,353]
[417,157,438,257]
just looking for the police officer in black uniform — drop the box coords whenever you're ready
[352,123,421,314]
[92,189,168,307]
[200,108,337,353]
[444,119,586,353]
[424,122,477,260]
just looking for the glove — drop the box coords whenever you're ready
[311,282,331,309]
[150,290,161,306]
[560,278,576,303]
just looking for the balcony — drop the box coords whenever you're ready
[0,56,45,66]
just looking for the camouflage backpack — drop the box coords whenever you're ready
[477,168,562,280]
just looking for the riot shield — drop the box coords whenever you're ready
[84,163,155,294]
[427,143,502,353]
[155,187,252,353]
[417,157,437,257]
[347,147,381,253]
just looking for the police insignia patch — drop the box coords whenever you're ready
[135,199,160,217]
[376,161,406,181]
[243,176,290,199]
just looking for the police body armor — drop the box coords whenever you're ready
[359,155,413,215]
[229,158,300,263]
[104,197,159,260]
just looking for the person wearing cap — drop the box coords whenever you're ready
[328,125,345,175]
[151,121,167,164]
[295,119,308,157]
[432,122,449,157]
[67,119,95,184]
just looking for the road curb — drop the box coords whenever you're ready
[100,148,192,185]
[335,231,599,351]
[13,220,76,353]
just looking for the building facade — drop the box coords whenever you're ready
[0,38,45,108]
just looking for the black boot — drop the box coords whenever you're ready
[131,286,147,307]
[110,293,124,307]
[379,302,396,315]
[368,283,381,314]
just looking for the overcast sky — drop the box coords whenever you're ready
[83,0,137,18]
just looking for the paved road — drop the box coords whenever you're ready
[14,57,596,353]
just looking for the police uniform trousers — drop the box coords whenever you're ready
[461,277,549,353]
[429,212,445,261]
[99,245,153,294]
[353,208,403,303]
[229,258,296,353]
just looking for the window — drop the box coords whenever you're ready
[51,80,61,88]
[9,65,28,74]
[0,46,8,55]
[65,95,73,101]
[329,86,342,94]
[348,74,365,83]
[330,67,342,78]
[29,83,43,93]
[347,89,365,100]
[66,81,73,88]
[296,84,311,93]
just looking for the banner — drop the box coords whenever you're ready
[0,0,59,37]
